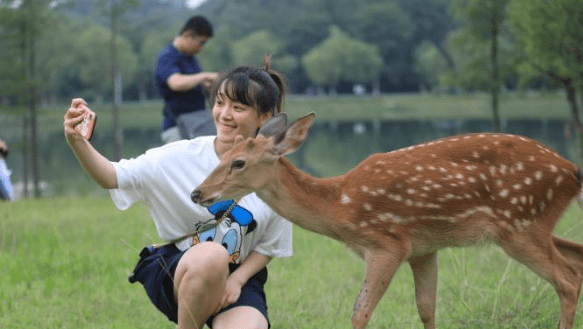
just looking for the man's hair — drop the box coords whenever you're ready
[180,16,213,37]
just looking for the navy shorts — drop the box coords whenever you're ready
[128,244,269,328]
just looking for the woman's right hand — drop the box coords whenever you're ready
[63,98,88,143]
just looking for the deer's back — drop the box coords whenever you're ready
[339,133,580,251]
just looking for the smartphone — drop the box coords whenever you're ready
[75,104,97,141]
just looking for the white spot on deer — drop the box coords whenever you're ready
[485,184,491,192]
[360,221,369,228]
[504,210,512,218]
[361,186,369,192]
[489,166,497,176]
[520,196,527,204]
[341,194,352,204]
[480,173,488,181]
[549,164,558,172]
[408,176,420,183]
[529,195,534,205]
[555,175,563,186]
[364,166,371,171]
[407,189,416,195]
[513,183,522,190]
[464,193,472,199]
[534,171,543,180]
[439,167,447,173]
[499,189,509,198]
[524,177,533,185]
[468,176,477,183]
[451,162,459,167]
[432,183,442,189]
[510,197,518,204]
[528,156,536,162]
[422,186,431,191]
[386,169,394,175]
[428,165,436,171]
[377,188,386,195]
[472,151,480,159]
[499,164,508,175]
[425,179,434,184]
[496,180,504,187]
[466,165,477,171]
[547,189,553,201]
[515,162,525,171]
[363,203,373,211]
[455,173,464,180]
[530,208,537,215]
[388,193,403,202]
[415,165,424,172]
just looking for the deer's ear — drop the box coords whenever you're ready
[257,112,288,139]
[271,112,316,156]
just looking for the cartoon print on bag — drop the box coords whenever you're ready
[192,200,257,264]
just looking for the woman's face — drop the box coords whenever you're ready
[212,83,270,147]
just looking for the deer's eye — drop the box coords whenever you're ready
[231,159,246,170]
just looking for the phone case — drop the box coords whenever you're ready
[75,104,97,141]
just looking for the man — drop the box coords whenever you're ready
[156,16,219,144]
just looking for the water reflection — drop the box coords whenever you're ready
[3,119,577,198]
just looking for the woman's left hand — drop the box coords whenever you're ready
[214,275,243,314]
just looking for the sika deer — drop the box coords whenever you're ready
[191,112,583,329]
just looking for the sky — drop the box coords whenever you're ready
[186,0,207,9]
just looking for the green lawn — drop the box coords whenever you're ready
[3,91,570,134]
[2,197,583,328]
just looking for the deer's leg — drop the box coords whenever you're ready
[409,252,438,329]
[498,231,581,329]
[553,234,583,275]
[351,244,411,329]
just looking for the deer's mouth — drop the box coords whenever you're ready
[190,188,220,207]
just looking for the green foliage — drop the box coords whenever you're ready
[74,24,138,99]
[231,30,286,67]
[509,0,583,88]
[301,26,383,89]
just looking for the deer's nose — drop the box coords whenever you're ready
[191,189,202,203]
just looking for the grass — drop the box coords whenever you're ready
[2,197,583,328]
[0,91,571,134]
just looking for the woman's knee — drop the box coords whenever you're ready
[175,242,230,287]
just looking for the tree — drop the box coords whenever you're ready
[74,25,138,101]
[302,26,383,94]
[350,2,414,90]
[509,0,583,154]
[230,30,286,67]
[0,0,58,198]
[450,0,513,132]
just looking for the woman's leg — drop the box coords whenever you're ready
[212,306,268,329]
[173,242,230,329]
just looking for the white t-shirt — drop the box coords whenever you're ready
[109,136,293,263]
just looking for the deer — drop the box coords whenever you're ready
[191,112,583,329]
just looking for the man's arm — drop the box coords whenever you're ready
[64,98,118,189]
[167,72,218,92]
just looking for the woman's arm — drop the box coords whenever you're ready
[215,251,272,313]
[64,98,118,189]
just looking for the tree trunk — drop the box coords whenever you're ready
[490,9,501,133]
[111,0,122,162]
[564,81,583,163]
[29,32,40,198]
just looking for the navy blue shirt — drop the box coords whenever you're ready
[155,43,207,130]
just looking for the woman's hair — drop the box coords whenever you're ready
[210,54,286,117]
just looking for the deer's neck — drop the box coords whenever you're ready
[256,158,344,239]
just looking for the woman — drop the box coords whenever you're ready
[63,56,292,329]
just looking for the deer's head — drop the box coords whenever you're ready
[191,112,316,206]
